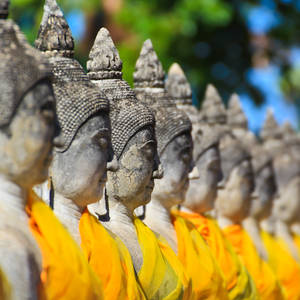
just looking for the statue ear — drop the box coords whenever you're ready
[97,188,111,222]
[135,205,146,221]
[49,177,54,210]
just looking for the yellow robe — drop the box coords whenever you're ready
[26,191,104,300]
[0,268,11,300]
[262,230,300,300]
[223,224,284,300]
[293,235,300,260]
[79,210,146,300]
[178,210,257,300]
[133,216,184,300]
[171,210,229,300]
[158,235,194,300]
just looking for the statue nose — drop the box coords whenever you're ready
[107,156,119,172]
[188,166,199,180]
[153,164,164,179]
[53,135,64,148]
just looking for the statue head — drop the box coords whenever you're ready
[166,65,222,212]
[227,95,277,221]
[272,149,300,225]
[35,0,111,208]
[281,121,300,161]
[134,41,193,209]
[260,108,282,154]
[87,29,158,212]
[215,132,254,223]
[0,20,57,189]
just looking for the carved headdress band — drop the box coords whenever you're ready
[0,20,52,128]
[87,28,155,159]
[218,131,252,185]
[227,93,272,174]
[134,40,191,155]
[35,0,109,152]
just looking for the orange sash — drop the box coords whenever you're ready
[79,210,146,300]
[178,210,257,300]
[223,225,284,300]
[171,211,229,300]
[26,191,103,300]
[262,231,300,300]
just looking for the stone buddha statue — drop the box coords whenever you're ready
[134,40,230,300]
[215,131,254,228]
[0,17,58,299]
[134,45,194,253]
[227,94,277,260]
[166,64,223,215]
[271,141,300,261]
[166,68,259,299]
[35,0,112,245]
[87,29,186,300]
[281,122,300,236]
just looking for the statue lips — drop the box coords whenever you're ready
[146,179,154,191]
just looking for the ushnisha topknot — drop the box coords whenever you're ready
[200,84,227,125]
[35,0,109,152]
[166,62,219,159]
[87,27,155,159]
[166,63,192,106]
[0,0,9,19]
[227,93,248,129]
[260,108,282,141]
[133,39,165,88]
[0,19,52,128]
[35,0,74,58]
[134,40,192,155]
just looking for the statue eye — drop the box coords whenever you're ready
[99,137,108,149]
[140,142,155,160]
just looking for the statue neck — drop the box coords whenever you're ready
[260,217,275,235]
[103,195,143,272]
[243,216,268,260]
[276,220,300,261]
[144,198,178,253]
[217,215,235,229]
[53,193,84,245]
[291,222,300,235]
[0,175,28,221]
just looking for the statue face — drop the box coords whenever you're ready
[106,126,159,211]
[0,80,56,188]
[184,145,222,213]
[250,164,276,220]
[51,113,111,208]
[151,132,194,207]
[273,176,300,224]
[216,159,254,223]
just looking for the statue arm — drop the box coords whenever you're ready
[0,232,40,300]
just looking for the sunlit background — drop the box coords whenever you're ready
[9,0,300,133]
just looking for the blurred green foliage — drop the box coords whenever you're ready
[8,0,300,123]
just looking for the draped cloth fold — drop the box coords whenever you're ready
[177,210,258,300]
[262,231,300,300]
[79,210,146,300]
[157,235,194,300]
[0,268,11,300]
[223,224,284,300]
[26,190,104,300]
[171,210,229,300]
[134,216,184,300]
